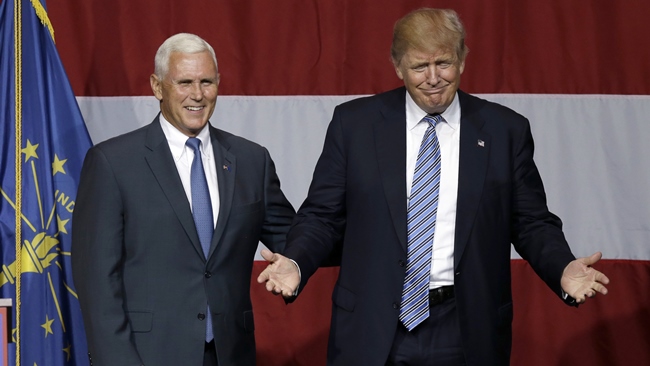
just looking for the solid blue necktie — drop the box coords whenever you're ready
[399,114,443,331]
[186,137,215,342]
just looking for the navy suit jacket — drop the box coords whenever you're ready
[72,116,295,366]
[284,88,576,365]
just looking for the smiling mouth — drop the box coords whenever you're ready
[423,89,444,95]
[421,84,448,94]
[185,106,204,111]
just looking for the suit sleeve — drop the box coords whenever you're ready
[259,147,296,252]
[509,118,576,299]
[283,106,348,290]
[71,146,144,365]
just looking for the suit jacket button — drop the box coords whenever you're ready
[392,303,399,309]
[204,271,212,278]
[398,260,405,267]
[198,313,206,320]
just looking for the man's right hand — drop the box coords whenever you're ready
[257,249,300,298]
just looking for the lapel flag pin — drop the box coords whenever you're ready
[477,139,485,147]
[223,164,231,171]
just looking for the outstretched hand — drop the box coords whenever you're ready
[256,249,300,298]
[561,252,610,304]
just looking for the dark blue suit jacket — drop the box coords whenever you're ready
[284,88,576,365]
[72,116,295,366]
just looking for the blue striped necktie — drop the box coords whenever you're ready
[186,137,215,342]
[399,114,443,331]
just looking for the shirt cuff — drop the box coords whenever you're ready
[289,259,301,296]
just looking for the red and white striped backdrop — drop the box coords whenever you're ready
[48,1,649,365]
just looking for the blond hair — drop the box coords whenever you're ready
[391,8,469,66]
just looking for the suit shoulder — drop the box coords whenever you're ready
[460,91,527,123]
[335,87,404,114]
[90,124,149,155]
[212,128,269,157]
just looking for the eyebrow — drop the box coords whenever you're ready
[172,77,218,84]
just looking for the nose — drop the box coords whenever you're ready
[189,82,204,100]
[425,65,440,85]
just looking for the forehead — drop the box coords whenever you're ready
[167,51,217,78]
[401,48,456,64]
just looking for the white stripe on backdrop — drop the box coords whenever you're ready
[78,94,650,261]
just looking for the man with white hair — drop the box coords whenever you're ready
[73,33,295,366]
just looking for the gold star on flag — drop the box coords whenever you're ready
[22,140,39,162]
[41,315,55,337]
[52,154,68,176]
[63,343,72,361]
[57,215,70,235]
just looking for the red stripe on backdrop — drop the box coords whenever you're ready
[251,260,650,366]
[510,260,650,366]
[48,0,650,96]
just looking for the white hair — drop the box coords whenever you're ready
[154,33,218,78]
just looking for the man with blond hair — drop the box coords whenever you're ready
[258,8,609,365]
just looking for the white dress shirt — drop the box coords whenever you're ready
[160,115,220,228]
[405,92,461,288]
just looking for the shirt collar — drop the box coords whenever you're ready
[406,91,461,131]
[159,113,212,162]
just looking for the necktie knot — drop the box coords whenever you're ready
[423,114,444,129]
[186,137,202,152]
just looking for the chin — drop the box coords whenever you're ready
[424,102,444,112]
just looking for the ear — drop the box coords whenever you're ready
[394,63,405,80]
[458,59,466,74]
[150,74,163,101]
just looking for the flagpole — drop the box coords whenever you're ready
[13,0,22,364]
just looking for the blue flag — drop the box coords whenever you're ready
[0,0,91,365]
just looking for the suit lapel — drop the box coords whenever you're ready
[144,117,205,259]
[209,127,235,259]
[374,88,408,252]
[454,91,490,268]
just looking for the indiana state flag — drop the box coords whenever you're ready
[0,0,91,365]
